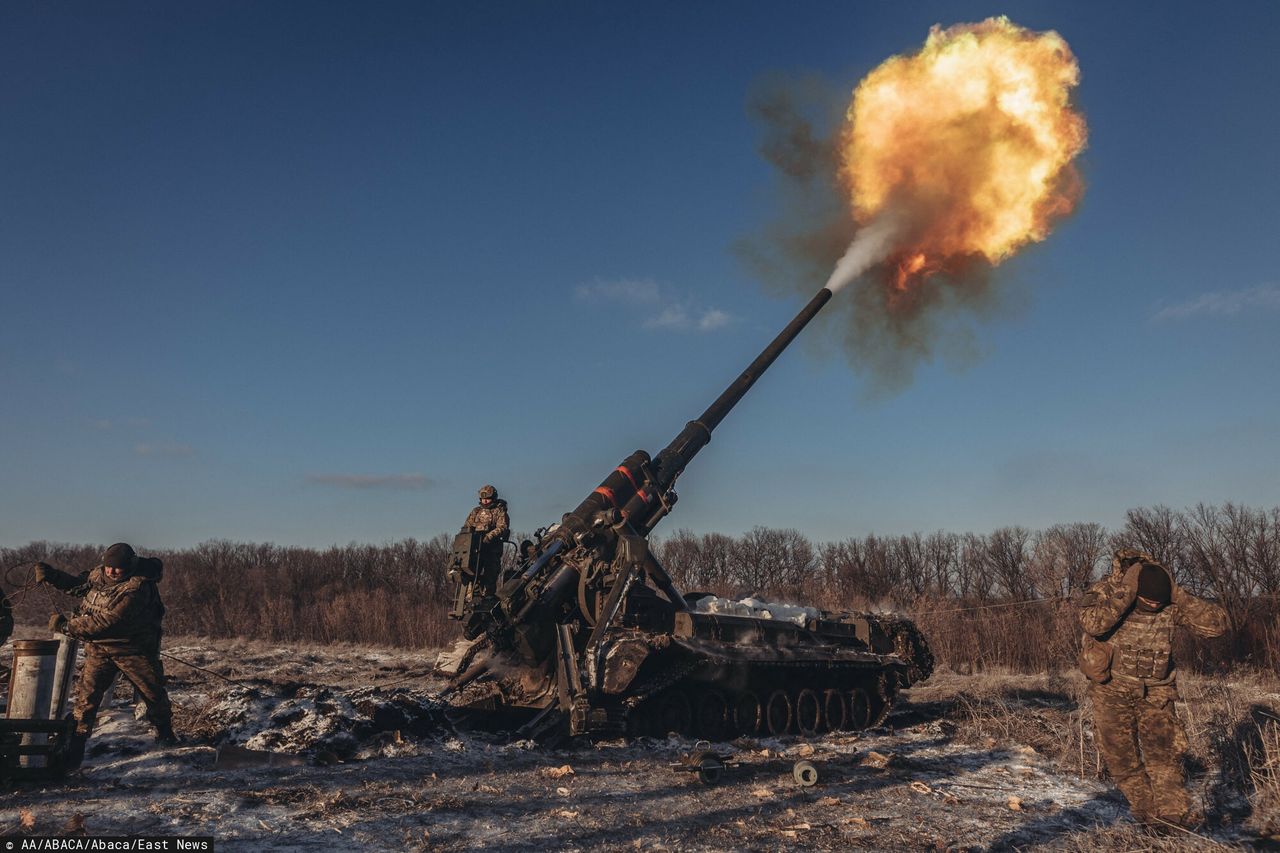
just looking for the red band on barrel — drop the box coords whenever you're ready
[616,466,640,491]
[593,486,617,506]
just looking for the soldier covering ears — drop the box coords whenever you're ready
[1078,549,1228,829]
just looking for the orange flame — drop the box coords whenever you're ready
[840,17,1087,291]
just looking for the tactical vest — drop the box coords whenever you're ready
[76,573,164,651]
[1108,607,1176,682]
[82,581,129,622]
[465,502,507,533]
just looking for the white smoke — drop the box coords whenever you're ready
[823,213,901,293]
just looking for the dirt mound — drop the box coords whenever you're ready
[179,683,444,758]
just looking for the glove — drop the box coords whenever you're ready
[483,530,499,543]
[47,613,68,634]
[1121,563,1141,605]
[33,562,53,584]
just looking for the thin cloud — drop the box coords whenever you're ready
[698,309,731,331]
[134,442,195,459]
[92,417,152,431]
[643,305,691,330]
[1153,284,1280,323]
[578,278,733,333]
[574,278,661,305]
[306,473,432,490]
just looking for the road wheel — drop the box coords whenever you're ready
[732,692,762,736]
[846,687,872,731]
[765,689,792,736]
[655,691,692,736]
[795,688,822,737]
[822,689,846,732]
[695,691,729,741]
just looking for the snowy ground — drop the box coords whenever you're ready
[3,637,1272,851]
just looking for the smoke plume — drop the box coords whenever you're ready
[824,213,901,294]
[741,18,1087,394]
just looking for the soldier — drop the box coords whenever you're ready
[1078,548,1228,829]
[35,542,176,767]
[463,485,510,595]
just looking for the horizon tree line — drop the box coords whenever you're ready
[4,502,1277,672]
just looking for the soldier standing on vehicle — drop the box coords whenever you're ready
[1078,548,1228,830]
[463,484,509,595]
[35,542,176,768]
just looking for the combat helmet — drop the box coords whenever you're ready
[1111,547,1156,575]
[101,542,138,573]
[478,485,498,501]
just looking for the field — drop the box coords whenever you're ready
[4,635,1278,851]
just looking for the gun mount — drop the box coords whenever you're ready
[444,285,933,739]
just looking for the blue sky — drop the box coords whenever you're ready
[2,1,1278,548]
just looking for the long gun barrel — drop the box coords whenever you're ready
[477,285,837,660]
[632,285,834,533]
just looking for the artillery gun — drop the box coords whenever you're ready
[444,285,933,740]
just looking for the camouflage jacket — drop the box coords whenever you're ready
[464,499,510,543]
[44,565,165,654]
[1078,564,1227,686]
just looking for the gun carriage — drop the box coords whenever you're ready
[445,286,933,739]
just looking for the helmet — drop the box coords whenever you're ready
[102,542,137,572]
[478,485,498,501]
[1111,548,1155,574]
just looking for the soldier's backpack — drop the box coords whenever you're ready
[135,556,163,581]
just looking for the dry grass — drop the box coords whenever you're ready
[1057,822,1244,851]
[907,667,1280,842]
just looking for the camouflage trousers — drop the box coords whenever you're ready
[1090,679,1191,823]
[73,645,172,737]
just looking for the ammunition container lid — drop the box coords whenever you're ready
[10,639,61,654]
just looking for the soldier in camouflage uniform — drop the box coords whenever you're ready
[1078,548,1228,828]
[463,485,510,595]
[36,543,175,766]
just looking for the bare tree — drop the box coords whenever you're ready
[893,533,929,599]
[922,531,960,598]
[1032,523,1109,597]
[1113,505,1185,569]
[1179,503,1257,653]
[731,527,815,597]
[1252,507,1280,598]
[653,529,701,590]
[654,529,736,592]
[817,538,867,607]
[955,533,994,602]
[988,526,1033,599]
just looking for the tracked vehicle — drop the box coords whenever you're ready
[444,285,933,740]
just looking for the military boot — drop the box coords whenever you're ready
[154,723,179,747]
[64,732,88,771]
[1114,776,1156,825]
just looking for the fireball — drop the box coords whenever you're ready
[840,17,1087,291]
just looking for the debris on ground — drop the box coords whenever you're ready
[1,638,1273,851]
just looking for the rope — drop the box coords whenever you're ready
[158,650,257,690]
[5,560,254,692]
[374,669,438,689]
[905,594,1069,616]
[1,560,68,617]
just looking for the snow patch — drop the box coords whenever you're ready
[694,595,820,626]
